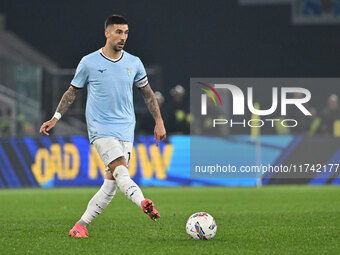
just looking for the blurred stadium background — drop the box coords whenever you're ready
[0,0,339,189]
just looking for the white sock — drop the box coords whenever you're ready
[79,179,117,226]
[113,165,145,208]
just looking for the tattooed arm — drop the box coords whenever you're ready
[40,86,80,136]
[139,85,166,146]
[55,86,80,115]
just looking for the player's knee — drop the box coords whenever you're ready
[108,156,127,172]
[113,165,130,180]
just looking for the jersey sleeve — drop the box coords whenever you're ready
[71,58,88,88]
[134,58,149,88]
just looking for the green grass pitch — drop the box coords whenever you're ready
[0,186,339,254]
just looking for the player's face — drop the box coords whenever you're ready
[105,24,129,52]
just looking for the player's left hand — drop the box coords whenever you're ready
[154,119,166,147]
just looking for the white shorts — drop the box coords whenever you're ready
[93,137,133,170]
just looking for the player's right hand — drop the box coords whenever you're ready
[39,118,58,136]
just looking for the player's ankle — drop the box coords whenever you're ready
[78,219,88,227]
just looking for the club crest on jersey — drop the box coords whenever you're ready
[124,67,133,75]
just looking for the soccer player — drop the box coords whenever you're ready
[39,14,166,238]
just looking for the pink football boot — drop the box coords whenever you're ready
[142,199,160,221]
[69,222,88,238]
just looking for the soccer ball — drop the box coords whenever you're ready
[186,212,217,240]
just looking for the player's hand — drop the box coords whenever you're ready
[154,119,166,147]
[39,118,58,136]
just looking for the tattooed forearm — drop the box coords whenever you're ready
[140,85,162,121]
[56,86,80,115]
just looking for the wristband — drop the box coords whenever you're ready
[53,112,62,120]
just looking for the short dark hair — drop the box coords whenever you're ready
[104,14,128,29]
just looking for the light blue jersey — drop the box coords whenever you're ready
[71,49,149,143]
